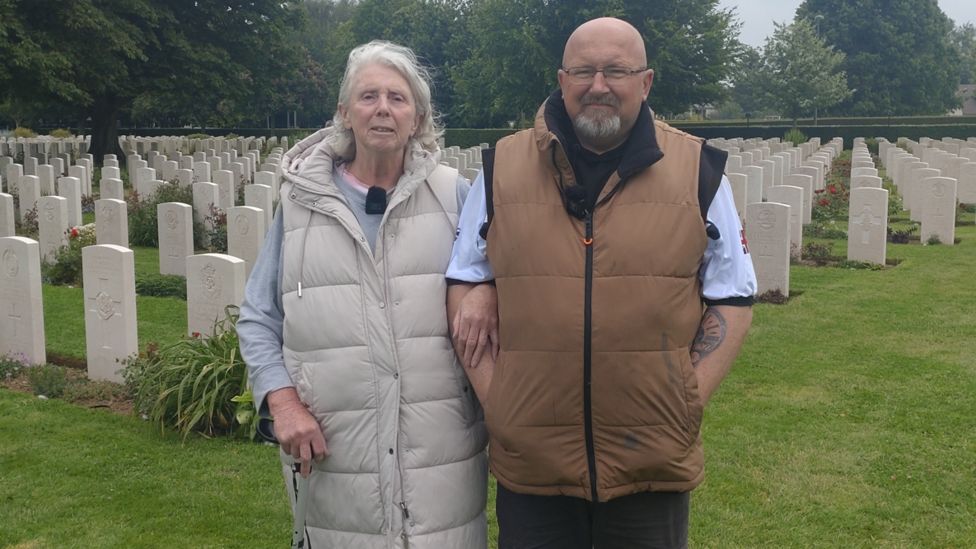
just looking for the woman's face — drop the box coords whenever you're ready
[340,63,420,158]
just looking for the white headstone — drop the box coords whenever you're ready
[136,167,157,199]
[37,195,68,263]
[957,162,976,205]
[254,170,277,198]
[177,168,193,189]
[192,182,219,228]
[851,175,883,190]
[742,165,764,205]
[726,172,747,222]
[746,202,791,297]
[244,184,273,234]
[82,244,138,382]
[69,164,90,197]
[0,236,46,364]
[783,173,813,225]
[766,185,803,258]
[157,202,194,276]
[193,161,212,184]
[920,177,957,245]
[101,178,125,201]
[185,253,246,337]
[0,193,14,237]
[57,176,83,228]
[100,166,121,183]
[4,163,22,195]
[214,170,234,209]
[36,165,56,196]
[847,188,889,265]
[95,199,128,247]
[226,206,265,278]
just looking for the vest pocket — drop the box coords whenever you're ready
[675,349,704,445]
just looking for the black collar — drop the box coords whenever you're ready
[542,89,665,180]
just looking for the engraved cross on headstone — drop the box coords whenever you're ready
[854,205,883,245]
[87,276,122,350]
[7,301,21,338]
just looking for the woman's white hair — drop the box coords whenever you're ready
[330,40,442,158]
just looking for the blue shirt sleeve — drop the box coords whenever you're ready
[237,207,292,413]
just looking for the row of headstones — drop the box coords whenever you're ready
[440,144,489,182]
[1,153,95,230]
[878,136,976,245]
[0,136,91,160]
[0,236,247,383]
[2,144,284,278]
[847,140,888,265]
[119,134,287,159]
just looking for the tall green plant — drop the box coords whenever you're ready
[125,306,254,440]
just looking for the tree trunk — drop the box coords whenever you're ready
[88,96,124,167]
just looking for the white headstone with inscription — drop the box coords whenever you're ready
[185,253,245,337]
[95,199,128,247]
[847,188,888,265]
[37,195,68,263]
[746,202,791,297]
[157,202,194,276]
[0,236,46,364]
[82,244,138,382]
[920,177,957,245]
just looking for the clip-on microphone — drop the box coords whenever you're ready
[365,186,387,215]
[563,185,588,220]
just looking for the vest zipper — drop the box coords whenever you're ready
[583,212,598,502]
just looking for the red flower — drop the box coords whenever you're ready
[827,185,838,195]
[818,198,830,207]
[191,332,201,339]
[69,227,79,239]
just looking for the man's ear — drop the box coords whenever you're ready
[642,69,655,101]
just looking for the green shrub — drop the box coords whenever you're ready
[186,133,212,140]
[49,128,73,138]
[124,306,255,439]
[28,364,69,397]
[887,223,918,243]
[13,126,37,138]
[802,241,835,266]
[42,224,96,286]
[783,128,807,147]
[136,273,187,299]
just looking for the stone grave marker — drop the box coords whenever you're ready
[958,162,976,204]
[227,206,265,278]
[0,236,46,364]
[726,172,747,222]
[920,177,957,245]
[37,164,56,196]
[783,173,813,225]
[746,202,790,297]
[95,199,128,247]
[244,184,273,233]
[186,253,245,337]
[766,185,803,258]
[19,175,41,224]
[157,202,193,276]
[37,195,68,263]
[58,176,83,228]
[82,244,138,382]
[215,170,234,209]
[101,178,124,201]
[851,175,883,190]
[0,193,14,237]
[4,163,22,194]
[847,188,889,265]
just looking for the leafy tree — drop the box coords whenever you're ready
[0,1,305,163]
[452,0,739,127]
[951,23,976,85]
[797,0,960,115]
[760,20,851,123]
[728,44,775,119]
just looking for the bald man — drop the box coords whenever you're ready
[447,17,756,548]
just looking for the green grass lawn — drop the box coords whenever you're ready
[6,159,976,548]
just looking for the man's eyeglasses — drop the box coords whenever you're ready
[560,66,647,83]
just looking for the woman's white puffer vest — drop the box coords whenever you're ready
[278,129,488,548]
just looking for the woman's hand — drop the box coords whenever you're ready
[450,283,499,368]
[267,388,329,478]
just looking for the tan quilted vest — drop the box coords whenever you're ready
[485,112,708,502]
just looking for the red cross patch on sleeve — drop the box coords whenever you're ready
[740,229,750,255]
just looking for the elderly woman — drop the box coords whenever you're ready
[237,41,488,548]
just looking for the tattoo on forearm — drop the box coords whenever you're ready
[691,308,727,367]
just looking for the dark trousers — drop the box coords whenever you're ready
[496,483,689,549]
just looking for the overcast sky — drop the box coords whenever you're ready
[717,0,976,48]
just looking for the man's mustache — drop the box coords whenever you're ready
[580,93,620,107]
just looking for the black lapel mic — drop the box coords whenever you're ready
[365,186,387,214]
[563,185,588,220]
